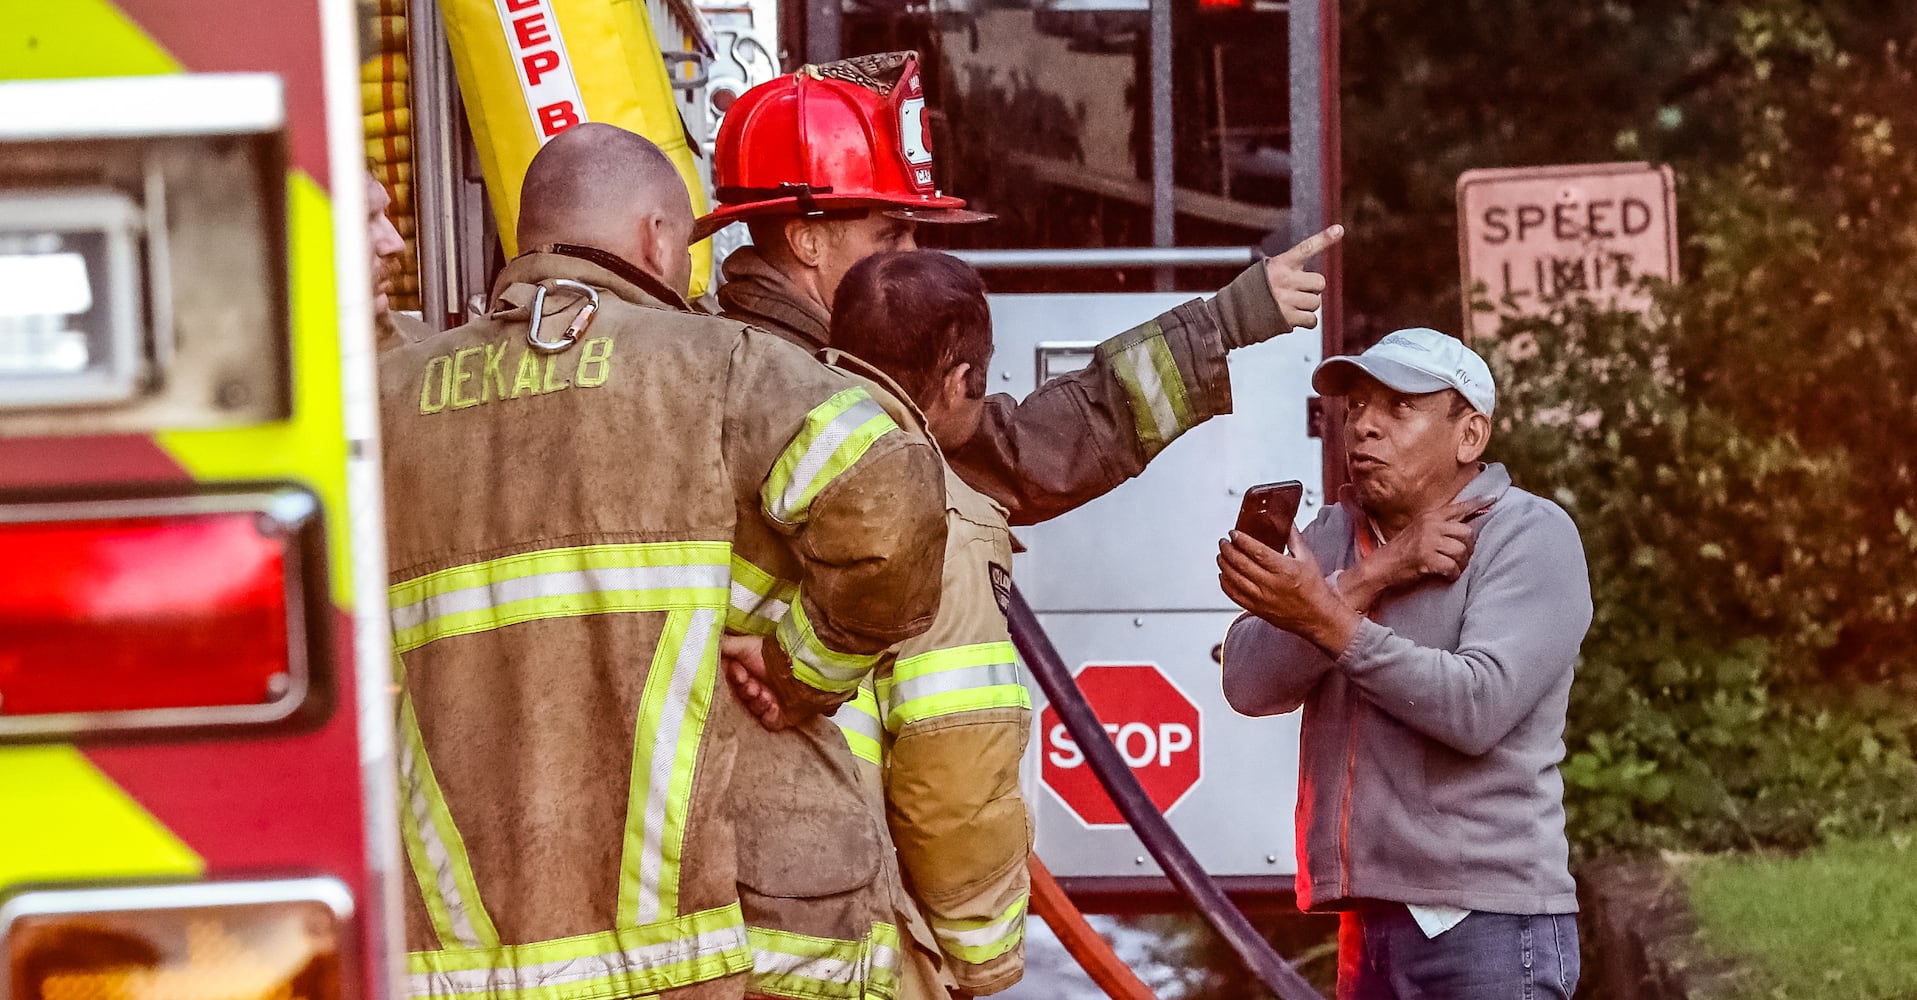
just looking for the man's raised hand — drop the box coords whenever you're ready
[1377,497,1495,587]
[1264,224,1344,331]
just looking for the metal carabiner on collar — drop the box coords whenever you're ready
[526,279,600,353]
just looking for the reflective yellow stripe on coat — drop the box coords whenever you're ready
[762,387,898,525]
[390,542,750,997]
[885,641,1029,730]
[778,595,883,695]
[728,554,797,637]
[1103,320,1196,460]
[408,903,750,1000]
[835,685,884,766]
[930,896,1028,966]
[389,541,732,653]
[748,922,901,1000]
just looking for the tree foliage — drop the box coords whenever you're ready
[1459,2,1917,853]
[1487,298,1917,855]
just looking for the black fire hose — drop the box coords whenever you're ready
[1006,584,1327,1000]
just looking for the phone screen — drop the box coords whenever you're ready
[1234,480,1304,553]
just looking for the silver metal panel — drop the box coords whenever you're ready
[952,246,1259,270]
[1019,612,1302,877]
[989,293,1324,612]
[1287,0,1322,243]
[989,291,1321,878]
[0,74,284,141]
[0,129,289,435]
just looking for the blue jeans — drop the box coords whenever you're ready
[1337,904,1581,1000]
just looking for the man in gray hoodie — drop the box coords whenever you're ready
[1215,327,1591,999]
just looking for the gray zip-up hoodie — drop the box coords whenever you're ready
[1220,463,1591,914]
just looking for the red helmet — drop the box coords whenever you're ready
[692,51,992,242]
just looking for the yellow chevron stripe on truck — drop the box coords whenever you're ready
[0,0,179,78]
[0,748,205,886]
[440,0,714,298]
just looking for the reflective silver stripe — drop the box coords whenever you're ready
[729,580,791,626]
[752,949,862,986]
[831,701,883,746]
[407,922,750,997]
[397,729,483,948]
[891,661,1023,708]
[768,398,885,522]
[934,907,1026,950]
[750,939,898,987]
[778,599,881,691]
[789,644,873,686]
[633,607,717,924]
[1117,340,1179,445]
[746,924,900,997]
[872,940,899,977]
[391,563,728,633]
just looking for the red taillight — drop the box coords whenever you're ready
[0,488,323,738]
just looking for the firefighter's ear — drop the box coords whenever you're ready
[951,360,986,400]
[635,211,678,285]
[784,218,828,269]
[940,362,975,406]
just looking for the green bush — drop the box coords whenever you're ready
[1483,295,1917,857]
[1466,4,1917,857]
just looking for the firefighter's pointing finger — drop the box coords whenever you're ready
[1276,223,1346,265]
[1264,224,1344,329]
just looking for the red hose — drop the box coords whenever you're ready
[1028,854,1157,1000]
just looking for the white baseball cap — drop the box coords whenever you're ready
[1311,327,1496,416]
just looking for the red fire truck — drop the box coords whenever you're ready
[0,4,402,998]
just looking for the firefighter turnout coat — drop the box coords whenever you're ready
[822,355,1032,997]
[715,247,1290,525]
[380,247,947,1000]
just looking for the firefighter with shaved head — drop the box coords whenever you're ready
[379,123,947,1000]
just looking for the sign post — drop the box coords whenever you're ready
[1457,161,1677,339]
[1042,663,1203,828]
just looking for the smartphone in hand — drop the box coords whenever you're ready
[1234,480,1304,554]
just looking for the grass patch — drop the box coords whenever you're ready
[1684,830,1917,999]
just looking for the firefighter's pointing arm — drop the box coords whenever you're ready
[950,225,1347,526]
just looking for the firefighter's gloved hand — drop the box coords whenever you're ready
[720,634,853,730]
[1262,224,1343,333]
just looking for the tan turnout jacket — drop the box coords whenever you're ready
[716,246,1289,525]
[381,247,946,1000]
[819,356,1034,998]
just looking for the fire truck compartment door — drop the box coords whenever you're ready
[988,291,1321,880]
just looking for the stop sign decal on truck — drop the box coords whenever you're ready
[1042,663,1202,827]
